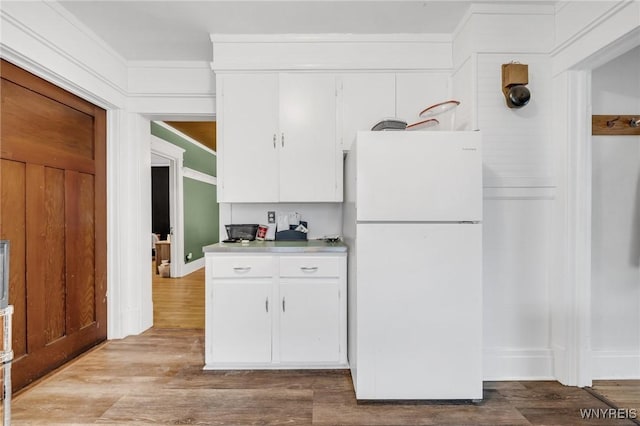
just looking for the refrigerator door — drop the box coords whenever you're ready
[354,222,482,400]
[355,131,481,222]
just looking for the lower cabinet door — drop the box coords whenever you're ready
[211,281,272,363]
[279,280,340,363]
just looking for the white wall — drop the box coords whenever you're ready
[453,4,556,380]
[590,46,640,379]
[221,203,343,240]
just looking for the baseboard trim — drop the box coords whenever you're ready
[484,348,555,380]
[181,257,205,277]
[591,350,640,379]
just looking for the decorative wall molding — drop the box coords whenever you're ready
[551,1,640,75]
[182,257,205,276]
[210,33,452,71]
[484,348,555,380]
[591,350,640,379]
[483,186,556,201]
[155,120,217,156]
[184,167,217,186]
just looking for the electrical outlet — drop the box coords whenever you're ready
[267,211,276,223]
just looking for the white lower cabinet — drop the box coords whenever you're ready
[205,253,347,369]
[279,280,341,363]
[210,281,272,363]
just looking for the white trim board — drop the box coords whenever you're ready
[483,348,555,381]
[155,120,217,156]
[150,135,186,278]
[182,257,205,277]
[184,167,217,186]
[591,351,640,380]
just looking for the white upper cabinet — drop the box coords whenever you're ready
[218,73,279,202]
[217,73,341,203]
[278,74,340,202]
[338,72,452,151]
[338,73,396,151]
[396,72,451,125]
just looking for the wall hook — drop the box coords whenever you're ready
[630,118,639,128]
[606,116,620,127]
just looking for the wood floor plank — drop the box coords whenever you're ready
[7,328,637,425]
[591,380,640,412]
[152,262,205,329]
[97,389,314,425]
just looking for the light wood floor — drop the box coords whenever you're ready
[5,263,637,424]
[152,260,205,329]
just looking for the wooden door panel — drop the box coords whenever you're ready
[43,167,66,343]
[0,79,95,174]
[1,59,106,391]
[65,171,96,332]
[0,159,27,360]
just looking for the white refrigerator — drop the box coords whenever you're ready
[343,130,482,400]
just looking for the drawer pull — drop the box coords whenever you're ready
[265,297,269,312]
[233,266,251,273]
[282,297,286,313]
[300,266,319,272]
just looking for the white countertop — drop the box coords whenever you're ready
[203,239,348,253]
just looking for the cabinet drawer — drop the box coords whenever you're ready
[279,256,341,278]
[211,256,274,278]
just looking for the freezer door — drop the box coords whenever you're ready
[354,223,482,400]
[355,131,481,222]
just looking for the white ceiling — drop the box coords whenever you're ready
[57,1,475,62]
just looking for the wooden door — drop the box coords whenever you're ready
[0,60,107,391]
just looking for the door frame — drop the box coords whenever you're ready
[150,135,185,278]
[556,30,640,387]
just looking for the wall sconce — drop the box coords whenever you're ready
[502,62,530,108]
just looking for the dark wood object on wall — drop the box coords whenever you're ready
[592,115,640,135]
[0,59,107,392]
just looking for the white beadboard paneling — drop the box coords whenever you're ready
[451,56,475,131]
[468,10,554,54]
[483,195,553,379]
[476,53,553,184]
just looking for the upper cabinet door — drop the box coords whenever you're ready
[278,74,340,202]
[338,73,396,151]
[218,73,279,202]
[396,72,451,125]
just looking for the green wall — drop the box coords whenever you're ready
[150,122,216,176]
[184,178,219,262]
[151,122,218,263]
